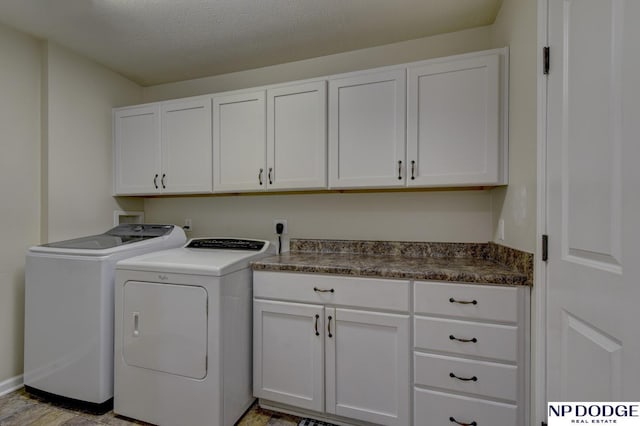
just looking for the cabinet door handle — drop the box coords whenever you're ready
[449,297,478,305]
[314,287,334,293]
[449,372,478,382]
[268,167,273,185]
[327,315,333,338]
[258,168,263,185]
[314,314,320,336]
[397,160,403,180]
[449,335,478,343]
[161,173,166,189]
[449,417,477,426]
[153,174,159,189]
[411,160,416,180]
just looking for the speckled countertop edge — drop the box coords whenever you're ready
[253,239,533,287]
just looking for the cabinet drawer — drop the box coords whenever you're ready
[414,316,517,362]
[254,271,410,312]
[414,281,518,322]
[414,352,517,401]
[414,388,517,426]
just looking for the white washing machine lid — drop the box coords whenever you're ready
[116,238,273,276]
[29,224,186,257]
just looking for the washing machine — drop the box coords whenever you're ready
[24,224,186,410]
[114,238,274,426]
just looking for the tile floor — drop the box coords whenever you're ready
[0,388,300,426]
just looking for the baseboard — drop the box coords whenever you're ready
[0,374,23,397]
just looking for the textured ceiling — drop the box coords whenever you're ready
[0,0,502,86]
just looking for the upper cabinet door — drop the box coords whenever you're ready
[113,105,161,195]
[267,82,327,191]
[328,69,406,189]
[213,91,266,192]
[407,54,501,186]
[161,98,212,194]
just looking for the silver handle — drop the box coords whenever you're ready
[411,160,416,180]
[398,160,403,180]
[258,168,263,185]
[268,167,273,185]
[133,312,140,337]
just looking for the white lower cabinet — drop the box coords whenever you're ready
[253,272,410,425]
[254,273,529,426]
[413,281,530,426]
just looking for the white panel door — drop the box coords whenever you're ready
[267,81,327,190]
[122,281,208,379]
[329,69,406,188]
[161,97,212,194]
[253,300,325,412]
[407,54,500,186]
[213,91,266,192]
[326,308,410,426]
[545,0,640,404]
[113,105,161,195]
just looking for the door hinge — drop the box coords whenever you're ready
[543,46,550,75]
[542,234,549,262]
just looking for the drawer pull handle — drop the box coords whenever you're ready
[314,314,320,336]
[397,160,403,180]
[153,174,159,189]
[258,168,264,185]
[411,160,416,180]
[161,173,166,189]
[449,372,478,382]
[449,297,477,305]
[327,315,333,338]
[449,335,478,343]
[449,417,477,426]
[314,287,334,293]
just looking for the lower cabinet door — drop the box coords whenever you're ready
[326,308,410,426]
[253,299,325,412]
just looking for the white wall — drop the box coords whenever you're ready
[43,42,144,242]
[0,24,41,384]
[143,27,496,244]
[145,190,493,244]
[490,0,537,253]
[143,26,492,101]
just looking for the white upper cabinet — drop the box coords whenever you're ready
[267,81,327,191]
[328,69,406,189]
[161,98,212,194]
[407,52,504,186]
[114,98,212,195]
[113,105,161,195]
[213,91,266,192]
[113,48,508,196]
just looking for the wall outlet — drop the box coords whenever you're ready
[184,218,192,232]
[498,218,505,241]
[273,219,288,235]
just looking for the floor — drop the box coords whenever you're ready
[0,388,301,426]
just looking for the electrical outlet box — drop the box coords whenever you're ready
[273,219,288,235]
[498,219,505,241]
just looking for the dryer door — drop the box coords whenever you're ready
[122,281,208,379]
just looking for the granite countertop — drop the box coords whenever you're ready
[252,239,533,287]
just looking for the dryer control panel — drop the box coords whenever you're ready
[186,238,266,251]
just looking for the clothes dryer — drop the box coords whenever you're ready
[114,238,273,426]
